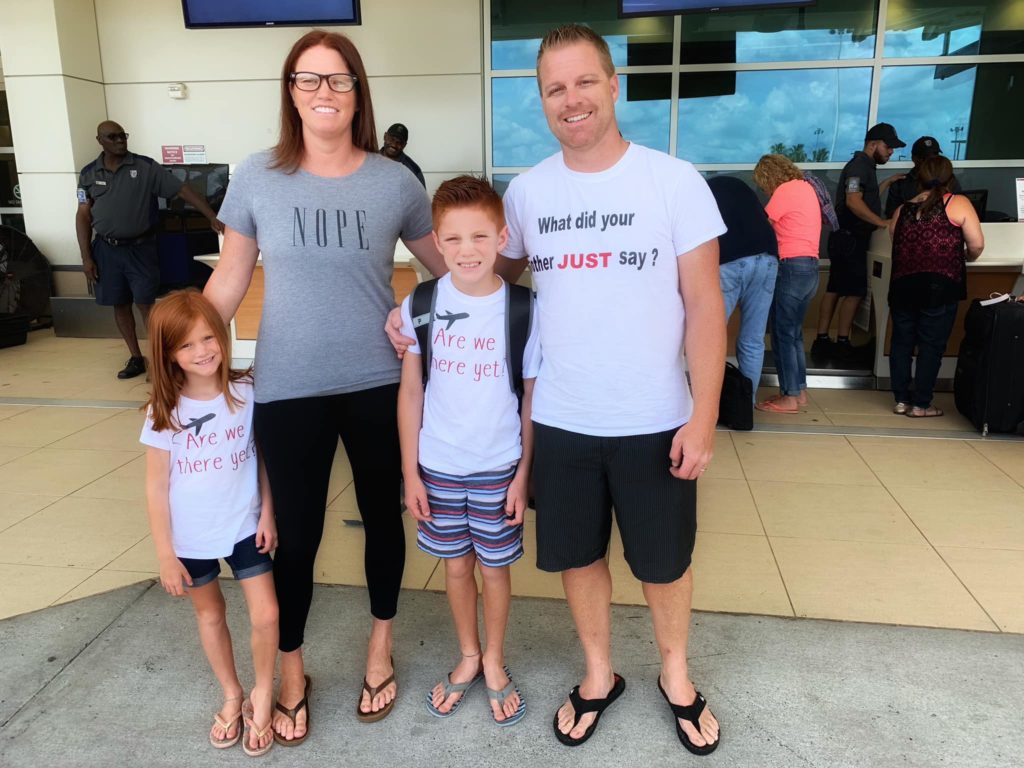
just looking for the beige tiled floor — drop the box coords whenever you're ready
[1,331,1023,637]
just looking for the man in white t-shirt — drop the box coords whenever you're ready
[498,25,726,753]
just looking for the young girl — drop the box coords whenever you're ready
[141,290,279,757]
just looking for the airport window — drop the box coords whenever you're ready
[487,0,1024,180]
[676,68,872,164]
[884,0,1024,57]
[678,0,878,64]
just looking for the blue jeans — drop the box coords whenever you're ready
[720,253,778,400]
[890,303,959,409]
[770,257,819,396]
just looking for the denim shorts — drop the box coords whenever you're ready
[178,533,273,588]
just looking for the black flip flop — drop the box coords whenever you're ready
[274,674,311,747]
[552,673,626,747]
[657,677,720,756]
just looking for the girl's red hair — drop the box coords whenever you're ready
[143,290,250,432]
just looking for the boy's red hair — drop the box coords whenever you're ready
[431,175,505,231]
[143,290,250,432]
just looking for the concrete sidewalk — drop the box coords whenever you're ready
[1,582,1020,767]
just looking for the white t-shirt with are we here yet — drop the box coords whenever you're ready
[399,275,541,476]
[140,380,261,559]
[502,142,726,437]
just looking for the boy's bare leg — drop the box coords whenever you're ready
[430,552,482,713]
[643,568,719,749]
[480,563,520,720]
[188,580,244,743]
[239,573,279,752]
[555,559,616,740]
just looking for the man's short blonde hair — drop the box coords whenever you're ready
[536,23,615,86]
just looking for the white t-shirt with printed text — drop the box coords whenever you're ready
[399,275,541,475]
[140,381,261,559]
[502,143,726,437]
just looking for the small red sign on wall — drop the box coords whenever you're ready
[161,145,184,164]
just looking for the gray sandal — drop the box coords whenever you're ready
[487,666,526,726]
[425,672,483,718]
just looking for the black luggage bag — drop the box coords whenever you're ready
[0,312,29,350]
[718,362,754,431]
[953,298,1024,436]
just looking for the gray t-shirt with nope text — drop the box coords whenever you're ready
[218,150,432,403]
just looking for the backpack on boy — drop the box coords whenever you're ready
[410,278,533,402]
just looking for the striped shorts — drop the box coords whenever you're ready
[417,464,524,569]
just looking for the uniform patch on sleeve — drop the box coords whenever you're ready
[76,188,88,204]
[845,177,862,194]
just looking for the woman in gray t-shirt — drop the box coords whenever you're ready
[206,30,444,746]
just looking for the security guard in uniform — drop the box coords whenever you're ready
[75,120,224,379]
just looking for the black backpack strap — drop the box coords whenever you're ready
[505,282,533,397]
[410,278,439,385]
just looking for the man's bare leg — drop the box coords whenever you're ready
[816,292,838,337]
[555,559,616,740]
[836,295,861,339]
[643,568,719,749]
[113,303,142,357]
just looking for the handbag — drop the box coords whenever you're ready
[718,362,753,431]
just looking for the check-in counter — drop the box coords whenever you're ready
[868,222,1024,385]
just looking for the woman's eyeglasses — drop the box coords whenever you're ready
[289,72,358,93]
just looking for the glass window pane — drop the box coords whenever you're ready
[491,0,673,70]
[492,74,671,167]
[0,91,12,146]
[885,0,1024,57]
[676,68,872,164]
[877,63,1024,161]
[679,0,877,64]
[0,154,20,208]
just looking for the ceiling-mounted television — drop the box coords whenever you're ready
[621,1,814,18]
[182,0,361,29]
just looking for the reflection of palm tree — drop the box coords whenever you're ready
[812,147,829,161]
[770,142,787,155]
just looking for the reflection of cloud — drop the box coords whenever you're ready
[877,65,976,158]
[677,68,871,163]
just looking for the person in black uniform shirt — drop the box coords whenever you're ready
[707,175,779,399]
[75,121,224,379]
[814,122,904,358]
[379,123,426,188]
[883,136,962,218]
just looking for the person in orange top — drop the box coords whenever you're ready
[754,154,822,414]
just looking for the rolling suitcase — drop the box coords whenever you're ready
[953,297,1024,436]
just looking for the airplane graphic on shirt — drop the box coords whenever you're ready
[435,310,469,330]
[182,413,215,435]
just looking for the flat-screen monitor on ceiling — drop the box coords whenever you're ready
[181,0,361,29]
[621,1,814,18]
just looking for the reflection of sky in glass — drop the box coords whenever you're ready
[884,24,982,57]
[676,68,871,164]
[735,30,875,62]
[877,65,976,161]
[492,34,662,70]
[492,76,670,167]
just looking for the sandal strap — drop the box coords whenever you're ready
[487,680,517,702]
[213,711,241,730]
[666,691,707,725]
[568,685,613,718]
[274,695,308,721]
[363,673,396,699]
[441,672,480,697]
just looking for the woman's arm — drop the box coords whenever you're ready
[403,233,447,279]
[947,197,985,261]
[203,226,260,324]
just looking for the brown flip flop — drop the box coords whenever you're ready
[357,657,397,723]
[273,674,311,747]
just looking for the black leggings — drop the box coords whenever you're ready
[254,384,404,652]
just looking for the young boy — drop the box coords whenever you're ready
[397,175,539,726]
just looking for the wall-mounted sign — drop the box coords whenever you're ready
[1016,178,1024,222]
[183,145,207,163]
[162,145,184,164]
